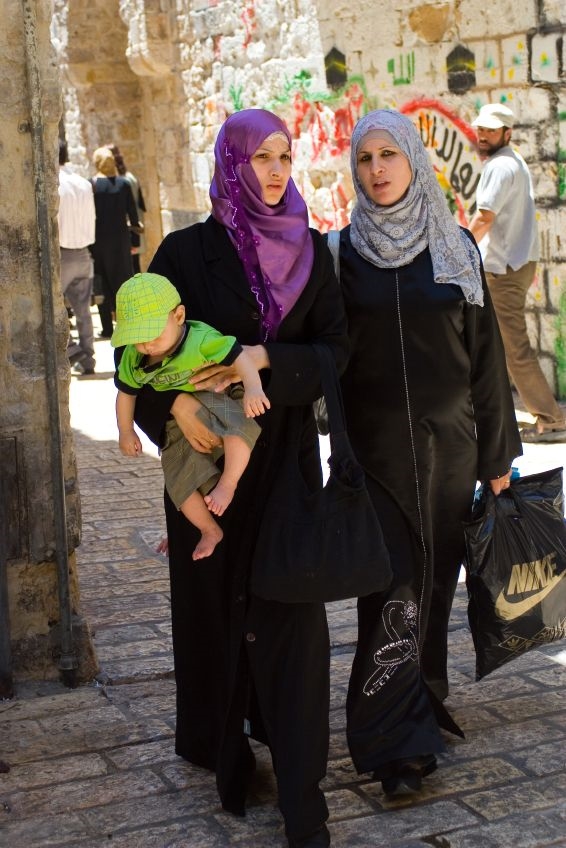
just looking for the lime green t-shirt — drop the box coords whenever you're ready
[116,321,239,394]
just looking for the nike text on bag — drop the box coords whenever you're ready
[464,467,566,679]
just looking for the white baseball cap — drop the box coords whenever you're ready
[472,103,515,129]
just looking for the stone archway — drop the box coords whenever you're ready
[53,0,164,267]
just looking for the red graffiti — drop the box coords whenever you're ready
[400,98,477,145]
[241,1,257,48]
[290,83,365,161]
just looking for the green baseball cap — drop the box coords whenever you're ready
[111,273,181,347]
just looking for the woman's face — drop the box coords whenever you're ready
[250,133,292,206]
[356,130,412,206]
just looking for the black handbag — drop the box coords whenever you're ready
[464,466,566,679]
[250,344,391,603]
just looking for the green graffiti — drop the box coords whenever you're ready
[266,70,372,112]
[229,84,245,112]
[268,69,317,105]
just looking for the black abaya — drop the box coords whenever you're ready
[338,227,522,773]
[132,217,348,839]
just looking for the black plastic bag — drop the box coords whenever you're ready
[464,467,566,679]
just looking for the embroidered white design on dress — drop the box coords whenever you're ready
[363,599,418,696]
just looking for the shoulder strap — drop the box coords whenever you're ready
[326,230,340,282]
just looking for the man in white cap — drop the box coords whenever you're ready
[469,103,565,442]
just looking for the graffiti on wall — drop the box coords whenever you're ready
[267,71,367,155]
[273,73,368,231]
[256,71,485,230]
[401,99,481,223]
[387,53,415,86]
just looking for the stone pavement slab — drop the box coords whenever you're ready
[1,336,565,847]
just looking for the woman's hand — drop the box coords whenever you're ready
[170,393,220,452]
[489,468,512,496]
[190,345,270,393]
[190,362,240,393]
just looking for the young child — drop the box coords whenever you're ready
[111,272,270,560]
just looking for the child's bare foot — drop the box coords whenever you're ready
[204,481,236,516]
[192,524,224,560]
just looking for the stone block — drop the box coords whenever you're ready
[471,39,502,88]
[0,811,88,847]
[540,208,566,261]
[80,786,219,833]
[0,753,107,791]
[545,265,566,312]
[501,35,530,85]
[489,690,566,721]
[512,82,554,123]
[105,737,177,769]
[511,737,566,775]
[331,799,480,841]
[540,0,564,23]
[530,161,558,200]
[465,771,566,820]
[450,718,564,761]
[536,121,559,161]
[459,2,537,40]
[530,31,564,83]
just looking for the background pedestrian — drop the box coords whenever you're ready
[469,103,566,443]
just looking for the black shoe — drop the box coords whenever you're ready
[68,350,87,366]
[71,362,95,377]
[287,824,330,847]
[96,332,112,340]
[375,754,437,796]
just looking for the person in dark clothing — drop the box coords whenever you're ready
[124,109,348,847]
[335,110,522,796]
[90,146,141,338]
[107,143,147,273]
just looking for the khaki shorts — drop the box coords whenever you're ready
[160,388,260,510]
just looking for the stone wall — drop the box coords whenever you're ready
[1,0,96,684]
[51,0,566,396]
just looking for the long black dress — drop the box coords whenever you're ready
[132,216,349,839]
[91,175,139,336]
[337,226,522,775]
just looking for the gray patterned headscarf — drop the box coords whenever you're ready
[350,110,483,306]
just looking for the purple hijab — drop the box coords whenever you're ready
[209,109,314,341]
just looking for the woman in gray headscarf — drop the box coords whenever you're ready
[334,110,522,793]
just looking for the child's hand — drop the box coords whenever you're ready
[243,389,271,418]
[119,429,143,457]
[156,536,169,556]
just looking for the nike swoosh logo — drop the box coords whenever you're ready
[495,572,566,621]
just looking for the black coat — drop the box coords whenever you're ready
[134,216,348,830]
[338,226,523,772]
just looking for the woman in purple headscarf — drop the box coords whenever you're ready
[128,109,349,847]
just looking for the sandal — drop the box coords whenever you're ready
[520,424,566,444]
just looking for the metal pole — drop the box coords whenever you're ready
[21,0,77,685]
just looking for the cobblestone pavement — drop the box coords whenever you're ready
[1,335,566,848]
